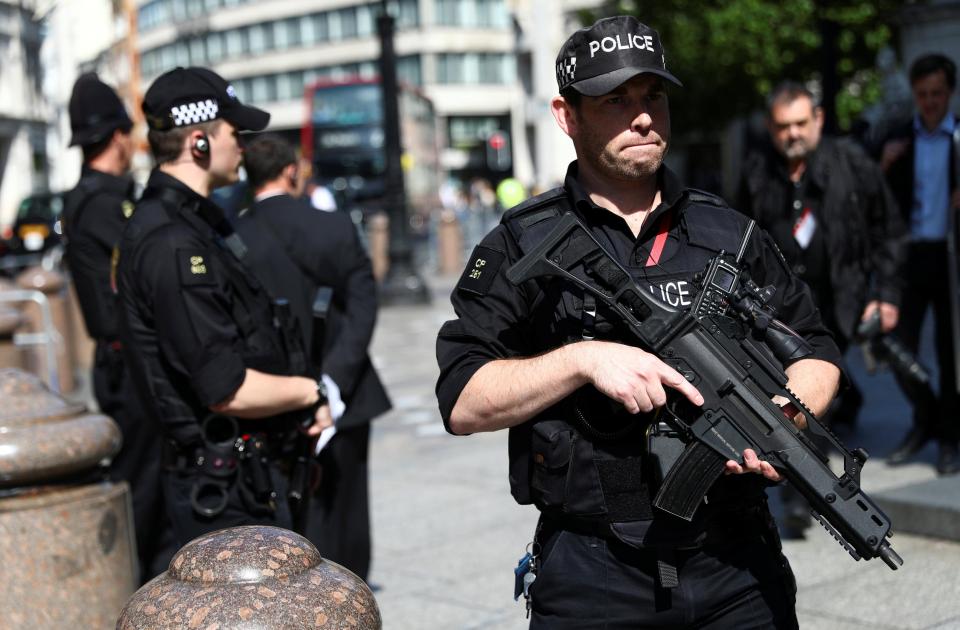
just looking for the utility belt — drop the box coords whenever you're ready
[161,414,309,520]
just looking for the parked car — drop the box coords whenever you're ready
[0,191,66,275]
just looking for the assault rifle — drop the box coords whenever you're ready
[506,212,903,570]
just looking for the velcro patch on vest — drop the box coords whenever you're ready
[457,245,505,296]
[177,249,217,286]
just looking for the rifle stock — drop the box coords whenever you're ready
[506,212,902,570]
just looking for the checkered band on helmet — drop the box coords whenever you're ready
[556,57,577,89]
[170,99,220,127]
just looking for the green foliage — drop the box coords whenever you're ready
[580,0,900,135]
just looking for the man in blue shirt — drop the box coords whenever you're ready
[880,53,960,474]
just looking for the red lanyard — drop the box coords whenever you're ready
[644,213,672,267]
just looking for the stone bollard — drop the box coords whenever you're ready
[117,525,382,629]
[367,213,389,281]
[0,368,134,629]
[16,266,75,392]
[0,304,23,369]
[437,209,464,276]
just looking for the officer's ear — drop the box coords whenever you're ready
[551,95,578,139]
[189,129,210,162]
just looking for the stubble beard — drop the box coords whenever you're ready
[580,131,666,182]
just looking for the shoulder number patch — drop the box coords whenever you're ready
[177,249,217,286]
[457,245,506,296]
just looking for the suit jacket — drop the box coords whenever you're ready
[236,194,391,428]
[882,114,960,224]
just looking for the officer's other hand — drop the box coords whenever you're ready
[951,189,960,210]
[861,300,899,333]
[305,404,333,437]
[582,340,704,414]
[724,448,782,482]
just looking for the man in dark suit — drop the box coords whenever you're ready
[879,53,960,474]
[236,134,391,581]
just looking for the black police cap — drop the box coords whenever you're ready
[142,66,270,132]
[68,73,133,147]
[555,16,682,96]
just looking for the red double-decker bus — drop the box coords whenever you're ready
[301,77,441,227]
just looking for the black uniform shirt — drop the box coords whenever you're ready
[63,165,135,340]
[117,170,288,442]
[436,162,842,428]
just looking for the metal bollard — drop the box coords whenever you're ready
[0,368,134,629]
[16,266,75,392]
[117,525,382,629]
[437,209,464,276]
[367,213,389,281]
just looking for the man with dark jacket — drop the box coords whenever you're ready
[63,73,174,581]
[236,134,391,582]
[878,54,960,474]
[739,81,907,533]
[739,81,906,405]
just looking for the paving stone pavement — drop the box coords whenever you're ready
[366,276,960,630]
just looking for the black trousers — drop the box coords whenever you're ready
[161,460,294,547]
[304,423,371,581]
[94,343,176,583]
[529,525,797,629]
[893,241,960,442]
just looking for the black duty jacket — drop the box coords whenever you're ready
[738,137,907,340]
[236,194,391,429]
[63,165,136,340]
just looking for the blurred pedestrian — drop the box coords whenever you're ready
[236,134,391,582]
[738,80,907,536]
[62,72,175,582]
[116,67,332,546]
[878,53,960,474]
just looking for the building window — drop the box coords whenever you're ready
[189,37,206,65]
[225,29,245,56]
[248,24,267,54]
[436,0,506,27]
[301,15,316,44]
[437,53,513,84]
[398,55,422,86]
[356,4,374,37]
[207,32,224,61]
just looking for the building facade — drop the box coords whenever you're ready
[135,0,600,191]
[0,0,48,228]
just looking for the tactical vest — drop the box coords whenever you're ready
[500,186,768,541]
[128,185,303,447]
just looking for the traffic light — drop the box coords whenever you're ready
[486,130,511,171]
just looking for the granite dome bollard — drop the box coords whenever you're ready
[0,368,135,629]
[116,525,382,629]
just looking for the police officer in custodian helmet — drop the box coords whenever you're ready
[436,16,843,628]
[63,73,175,582]
[116,67,332,544]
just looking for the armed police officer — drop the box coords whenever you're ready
[436,17,842,628]
[63,73,174,581]
[116,67,331,545]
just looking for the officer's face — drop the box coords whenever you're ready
[911,70,953,131]
[767,96,823,162]
[558,74,671,181]
[208,121,244,187]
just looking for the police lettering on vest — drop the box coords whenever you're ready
[589,33,655,58]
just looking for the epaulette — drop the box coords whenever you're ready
[501,187,571,254]
[683,187,730,208]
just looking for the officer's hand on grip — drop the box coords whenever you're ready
[580,340,704,414]
[724,448,782,482]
